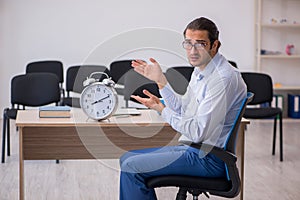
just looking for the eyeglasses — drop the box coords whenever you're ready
[182,40,208,50]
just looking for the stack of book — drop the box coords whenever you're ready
[39,106,71,118]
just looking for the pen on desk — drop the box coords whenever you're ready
[115,115,130,118]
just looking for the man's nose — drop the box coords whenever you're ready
[190,45,198,53]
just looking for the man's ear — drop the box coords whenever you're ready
[211,40,220,53]
[212,40,219,50]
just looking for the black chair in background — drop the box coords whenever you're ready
[165,66,194,95]
[2,73,60,163]
[228,60,238,68]
[109,60,134,95]
[63,65,110,108]
[124,69,161,108]
[26,60,64,100]
[146,92,254,200]
[241,72,283,161]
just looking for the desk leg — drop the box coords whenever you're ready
[19,128,24,200]
[237,124,246,200]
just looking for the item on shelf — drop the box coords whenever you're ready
[280,19,288,24]
[272,94,284,110]
[286,44,295,55]
[260,49,282,55]
[270,18,278,24]
[274,82,282,88]
[288,94,300,118]
[39,106,71,118]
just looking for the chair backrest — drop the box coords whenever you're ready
[228,60,238,68]
[109,60,134,85]
[165,66,194,95]
[241,72,273,105]
[66,65,110,94]
[124,69,161,103]
[26,60,64,84]
[11,73,60,107]
[224,92,254,154]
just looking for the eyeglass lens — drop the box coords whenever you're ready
[182,41,207,50]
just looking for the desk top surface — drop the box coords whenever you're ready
[16,108,249,128]
[16,108,168,127]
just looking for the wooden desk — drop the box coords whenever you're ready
[16,109,249,200]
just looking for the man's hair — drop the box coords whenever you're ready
[183,17,221,49]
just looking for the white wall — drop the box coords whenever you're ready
[0,0,255,111]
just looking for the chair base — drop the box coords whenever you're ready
[176,188,187,200]
[175,187,210,200]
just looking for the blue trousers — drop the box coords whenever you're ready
[119,145,226,200]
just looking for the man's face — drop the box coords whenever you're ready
[184,29,217,69]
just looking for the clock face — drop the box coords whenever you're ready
[80,83,118,120]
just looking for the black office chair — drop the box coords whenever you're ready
[26,60,64,101]
[165,66,194,95]
[2,73,60,163]
[241,72,283,161]
[109,60,135,95]
[124,69,161,108]
[228,60,238,68]
[145,92,254,200]
[63,65,110,108]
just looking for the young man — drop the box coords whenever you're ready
[119,17,247,200]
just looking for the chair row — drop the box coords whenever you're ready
[23,59,238,104]
[23,60,195,108]
[62,63,283,163]
[1,60,194,163]
[2,60,283,165]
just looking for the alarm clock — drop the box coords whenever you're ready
[80,72,118,120]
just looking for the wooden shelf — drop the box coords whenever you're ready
[260,24,300,28]
[256,0,300,82]
[259,55,300,59]
[274,86,300,90]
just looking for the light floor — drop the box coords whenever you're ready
[0,119,300,200]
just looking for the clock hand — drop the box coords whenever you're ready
[91,95,110,105]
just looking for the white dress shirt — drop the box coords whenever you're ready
[160,53,247,148]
